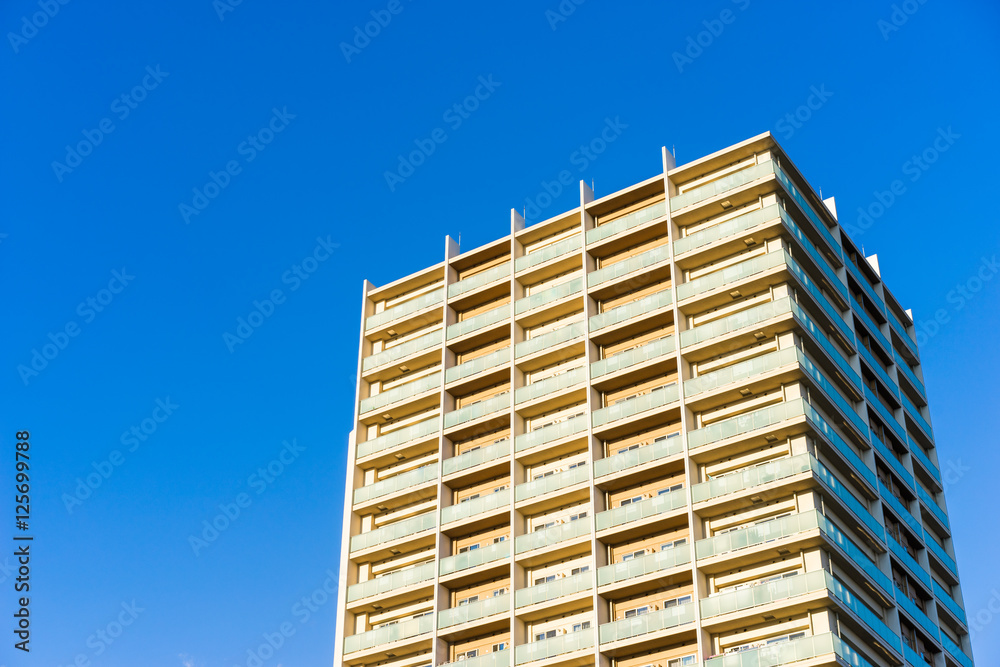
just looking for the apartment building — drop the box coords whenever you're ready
[333,132,974,667]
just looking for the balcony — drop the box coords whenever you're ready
[599,601,695,644]
[924,532,959,577]
[901,392,934,441]
[597,543,691,586]
[895,588,940,641]
[591,335,675,379]
[784,252,855,347]
[438,593,510,628]
[350,512,436,553]
[354,464,437,505]
[596,488,686,531]
[439,539,510,577]
[592,383,679,428]
[815,512,892,596]
[445,392,510,429]
[870,433,914,491]
[703,633,877,667]
[701,569,828,618]
[917,483,949,529]
[788,296,859,393]
[595,433,683,478]
[886,535,932,589]
[825,574,903,655]
[343,614,434,654]
[589,288,673,333]
[778,206,848,302]
[691,452,811,504]
[893,349,926,398]
[676,249,787,302]
[810,457,884,542]
[933,580,967,626]
[364,330,441,372]
[515,572,591,607]
[858,342,898,398]
[450,263,511,299]
[447,304,510,340]
[357,418,438,459]
[684,346,798,399]
[446,347,510,384]
[879,481,922,535]
[674,203,780,256]
[772,163,842,255]
[516,236,582,274]
[888,311,920,361]
[442,488,510,525]
[796,348,867,439]
[909,440,941,484]
[686,398,806,451]
[670,161,774,212]
[588,245,669,288]
[941,633,974,667]
[680,297,793,349]
[696,510,819,560]
[801,400,877,490]
[514,629,593,665]
[516,465,589,502]
[347,561,435,603]
[514,278,583,316]
[441,650,511,667]
[851,294,892,355]
[846,259,884,313]
[444,439,510,476]
[587,200,667,245]
[359,372,441,415]
[515,321,585,359]
[514,415,587,452]
[366,288,445,331]
[515,518,590,554]
[514,367,586,404]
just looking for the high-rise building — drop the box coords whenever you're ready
[334,132,973,667]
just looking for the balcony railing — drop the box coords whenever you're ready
[514,629,593,665]
[343,614,434,654]
[886,534,932,589]
[592,383,679,427]
[816,512,892,596]
[449,263,511,299]
[587,200,667,245]
[438,593,510,628]
[895,587,940,641]
[904,643,933,667]
[515,518,590,554]
[674,203,780,256]
[588,245,669,288]
[909,439,941,483]
[670,161,774,212]
[591,335,675,379]
[893,349,926,398]
[888,311,920,361]
[599,601,695,643]
[680,296,793,348]
[704,633,877,667]
[941,633,974,667]
[870,432,914,491]
[858,342,898,399]
[696,510,819,560]
[785,252,855,347]
[864,390,905,449]
[933,580,967,626]
[444,392,510,429]
[810,457,885,541]
[439,539,510,576]
[447,304,510,340]
[516,235,582,273]
[701,569,828,618]
[516,465,589,502]
[514,415,587,452]
[589,288,673,332]
[801,400,877,490]
[772,163,842,254]
[441,650,511,667]
[685,346,798,398]
[366,288,445,331]
[514,277,583,315]
[515,366,586,404]
[446,347,510,384]
[515,320,585,358]
[363,330,441,372]
[687,398,806,451]
[691,452,811,504]
[917,483,949,529]
[597,544,691,586]
[846,259,885,313]
[851,294,892,355]
[595,433,683,478]
[442,488,511,525]
[924,531,959,577]
[515,572,592,607]
[879,480,922,535]
[901,392,934,441]
[676,249,788,301]
[350,512,436,552]
[596,488,687,531]
[444,439,510,476]
[360,372,442,415]
[357,418,439,459]
[778,206,848,301]
[354,464,438,504]
[797,348,867,439]
[347,561,435,602]
[789,299,860,391]
[825,574,902,655]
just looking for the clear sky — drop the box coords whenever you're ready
[1,1,998,665]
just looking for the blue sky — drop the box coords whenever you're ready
[1,0,998,665]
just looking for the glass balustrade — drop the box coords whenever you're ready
[783,252,856,353]
[514,630,593,664]
[515,518,590,554]
[514,415,587,452]
[591,334,675,378]
[447,304,510,340]
[449,263,511,298]
[687,398,807,450]
[364,331,441,371]
[941,633,974,667]
[864,389,905,447]
[596,489,686,531]
[810,457,885,541]
[933,580,967,626]
[444,392,510,429]
[670,161,774,212]
[701,569,828,618]
[895,588,940,640]
[772,164,842,254]
[354,464,438,504]
[441,650,511,667]
[599,601,695,643]
[878,481,922,535]
[858,342,899,398]
[514,366,586,404]
[893,349,926,398]
[366,288,445,330]
[444,439,510,476]
[704,633,876,667]
[846,260,885,313]
[343,614,434,654]
[595,433,683,477]
[777,206,848,301]
[885,534,932,588]
[597,544,691,586]
[924,532,958,576]
[516,236,582,274]
[888,312,920,359]
[589,289,673,332]
[680,297,793,348]
[515,572,591,607]
[514,278,583,315]
[797,348,868,439]
[357,418,439,459]
[870,432,914,491]
[515,321,585,358]
[592,383,679,427]
[790,299,860,391]
[901,392,933,440]
[446,347,510,384]
[691,453,811,503]
[442,488,511,525]
[674,203,780,255]
[815,513,892,595]
[851,294,892,355]
[685,346,798,398]
[350,512,436,552]
[801,401,878,490]
[825,573,902,654]
[438,593,511,628]
[516,465,589,502]
[908,439,941,483]
[696,510,819,560]
[904,643,932,667]
[587,200,667,244]
[360,372,442,415]
[588,246,670,288]
[347,561,435,602]
[676,249,788,301]
[916,484,949,528]
[439,540,510,576]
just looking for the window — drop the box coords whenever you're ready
[569,511,588,521]
[663,594,692,608]
[458,648,479,659]
[493,587,508,596]
[458,543,480,553]
[534,521,556,532]
[458,595,478,606]
[494,485,507,493]
[568,461,586,469]
[658,483,683,495]
[534,575,557,585]
[617,443,641,454]
[621,549,646,562]
[460,493,480,503]
[619,495,644,507]
[466,445,481,453]
[535,630,557,641]
[572,621,591,632]
[571,565,590,576]
[624,606,649,618]
[493,535,506,543]
[661,538,686,551]
[492,642,507,652]
[666,655,697,667]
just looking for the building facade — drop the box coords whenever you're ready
[334,133,973,667]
